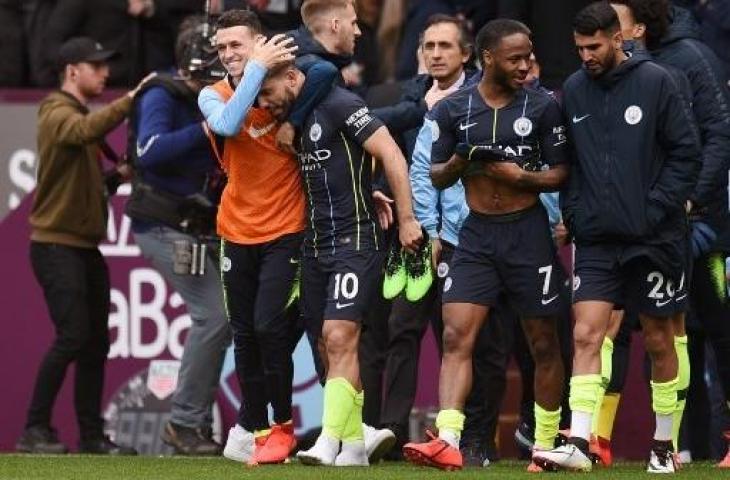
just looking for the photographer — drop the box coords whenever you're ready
[125,19,229,456]
[17,37,149,455]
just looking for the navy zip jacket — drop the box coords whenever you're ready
[133,81,217,232]
[652,6,730,249]
[561,53,701,261]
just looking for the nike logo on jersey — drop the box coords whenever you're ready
[655,298,674,308]
[248,122,276,138]
[674,293,688,302]
[541,294,559,305]
[289,258,299,264]
[335,302,355,309]
[459,122,478,130]
[572,114,590,124]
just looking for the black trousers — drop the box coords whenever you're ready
[221,233,300,431]
[25,242,110,440]
[360,243,455,441]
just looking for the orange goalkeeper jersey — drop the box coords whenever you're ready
[207,79,305,244]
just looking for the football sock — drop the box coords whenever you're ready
[341,390,365,443]
[673,335,690,450]
[435,409,465,449]
[569,374,603,440]
[534,403,561,450]
[322,377,357,440]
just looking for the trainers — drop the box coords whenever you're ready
[297,432,340,466]
[532,442,592,472]
[589,435,612,467]
[223,424,254,463]
[403,431,463,471]
[254,423,296,464]
[335,440,369,466]
[362,424,396,464]
[404,238,433,302]
[514,421,535,457]
[78,435,137,455]
[383,241,406,299]
[647,441,676,474]
[15,426,68,454]
[161,421,221,456]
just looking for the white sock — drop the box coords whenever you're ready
[438,429,459,449]
[571,411,592,441]
[654,414,673,441]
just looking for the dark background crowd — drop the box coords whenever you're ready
[2,0,727,91]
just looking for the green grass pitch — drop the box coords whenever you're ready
[0,455,722,480]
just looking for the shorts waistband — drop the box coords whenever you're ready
[469,202,541,223]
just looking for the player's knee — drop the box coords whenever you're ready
[531,334,559,365]
[642,327,673,358]
[572,321,603,354]
[324,326,356,357]
[442,323,471,356]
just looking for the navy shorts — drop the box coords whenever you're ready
[301,249,386,338]
[573,243,688,317]
[442,203,566,318]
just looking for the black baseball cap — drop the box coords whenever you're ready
[56,37,118,70]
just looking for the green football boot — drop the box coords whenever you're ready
[382,240,406,299]
[405,238,433,302]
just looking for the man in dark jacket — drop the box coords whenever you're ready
[533,2,701,473]
[16,37,151,455]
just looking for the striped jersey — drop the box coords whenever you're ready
[298,86,384,256]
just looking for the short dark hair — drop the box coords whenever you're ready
[574,1,620,36]
[610,0,669,49]
[422,14,474,55]
[215,9,263,34]
[264,60,296,81]
[475,19,531,63]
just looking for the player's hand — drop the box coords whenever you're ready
[250,34,297,69]
[373,190,394,230]
[398,217,423,254]
[128,72,158,99]
[554,221,570,247]
[431,237,442,271]
[484,161,524,183]
[276,122,297,154]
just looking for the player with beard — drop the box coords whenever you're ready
[256,60,423,466]
[533,2,701,473]
[401,19,570,471]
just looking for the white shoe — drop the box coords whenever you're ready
[297,433,340,466]
[647,447,677,473]
[532,443,592,472]
[223,424,254,463]
[362,424,396,464]
[335,440,369,466]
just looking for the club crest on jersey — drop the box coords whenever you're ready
[624,105,643,125]
[513,116,533,136]
[222,256,232,272]
[437,262,449,278]
[309,122,322,142]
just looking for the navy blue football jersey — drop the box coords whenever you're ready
[298,87,385,256]
[426,84,568,172]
